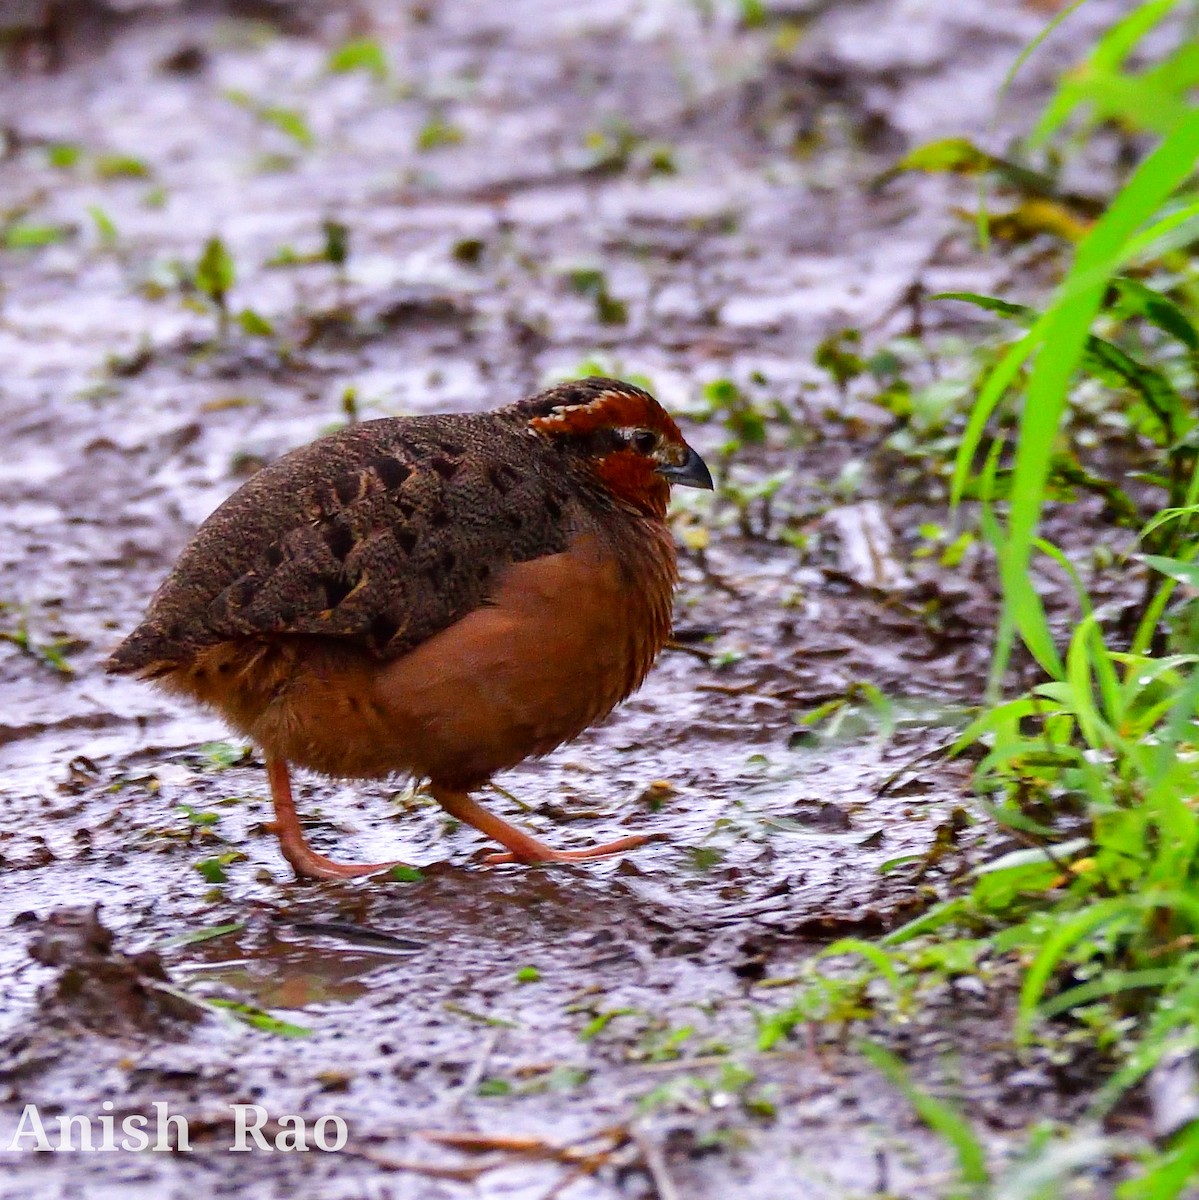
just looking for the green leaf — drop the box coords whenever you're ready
[88,205,118,247]
[1119,1117,1199,1200]
[195,237,235,307]
[321,218,350,267]
[936,291,1034,322]
[260,107,315,149]
[1000,112,1199,678]
[819,938,902,990]
[973,838,1092,877]
[3,223,70,249]
[327,37,389,80]
[1126,198,1199,262]
[579,1008,637,1040]
[207,998,312,1037]
[195,857,228,883]
[1016,898,1137,1044]
[942,290,1190,444]
[193,851,244,884]
[1111,276,1199,350]
[814,329,865,388]
[95,153,150,179]
[1031,0,1189,144]
[236,308,275,337]
[1142,554,1199,590]
[882,137,1060,201]
[200,740,245,768]
[416,119,464,151]
[389,865,424,883]
[167,921,244,947]
[46,143,82,168]
[225,90,315,149]
[1081,336,1187,442]
[178,803,220,827]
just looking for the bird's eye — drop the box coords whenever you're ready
[630,429,659,455]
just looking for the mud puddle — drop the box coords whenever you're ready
[0,0,1127,1196]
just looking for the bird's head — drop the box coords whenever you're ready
[516,377,713,518]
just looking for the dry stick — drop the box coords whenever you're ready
[873,740,958,798]
[348,1124,653,1192]
[628,1052,739,1075]
[664,639,717,662]
[541,1134,639,1200]
[421,1124,624,1167]
[422,1131,551,1154]
[542,1167,589,1200]
[489,781,536,813]
[446,1028,501,1113]
[631,1126,680,1200]
[341,1146,490,1181]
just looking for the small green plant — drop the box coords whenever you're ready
[1030,0,1199,144]
[0,612,75,674]
[416,117,464,151]
[198,740,247,769]
[194,850,244,883]
[224,89,315,151]
[327,37,389,81]
[203,998,311,1037]
[177,803,220,828]
[194,236,236,336]
[94,153,151,180]
[563,266,628,324]
[87,205,118,250]
[45,142,82,169]
[580,120,677,176]
[2,220,72,250]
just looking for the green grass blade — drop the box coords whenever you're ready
[820,938,902,990]
[1017,898,1135,1044]
[1001,110,1199,678]
[859,1041,990,1195]
[1117,1117,1199,1200]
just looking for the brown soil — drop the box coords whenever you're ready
[0,2,1128,1196]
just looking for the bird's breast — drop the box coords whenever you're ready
[367,524,677,788]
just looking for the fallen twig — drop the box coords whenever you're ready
[631,1126,680,1200]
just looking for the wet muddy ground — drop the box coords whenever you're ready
[0,1,1133,1196]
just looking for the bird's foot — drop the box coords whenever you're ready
[278,841,405,882]
[266,758,406,882]
[432,786,660,867]
[481,832,657,866]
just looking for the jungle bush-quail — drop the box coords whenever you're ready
[107,377,713,879]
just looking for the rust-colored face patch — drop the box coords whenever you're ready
[527,382,686,517]
[527,384,684,444]
[591,449,672,517]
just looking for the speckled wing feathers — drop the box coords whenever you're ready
[108,413,577,671]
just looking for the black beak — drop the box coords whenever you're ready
[656,445,714,491]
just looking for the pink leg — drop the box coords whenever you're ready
[431,786,653,865]
[266,759,407,881]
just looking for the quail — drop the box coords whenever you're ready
[107,377,713,879]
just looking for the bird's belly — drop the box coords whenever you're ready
[369,534,670,788]
[221,531,673,787]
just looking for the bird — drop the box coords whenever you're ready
[107,377,713,880]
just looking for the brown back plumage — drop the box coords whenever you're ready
[107,406,591,676]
